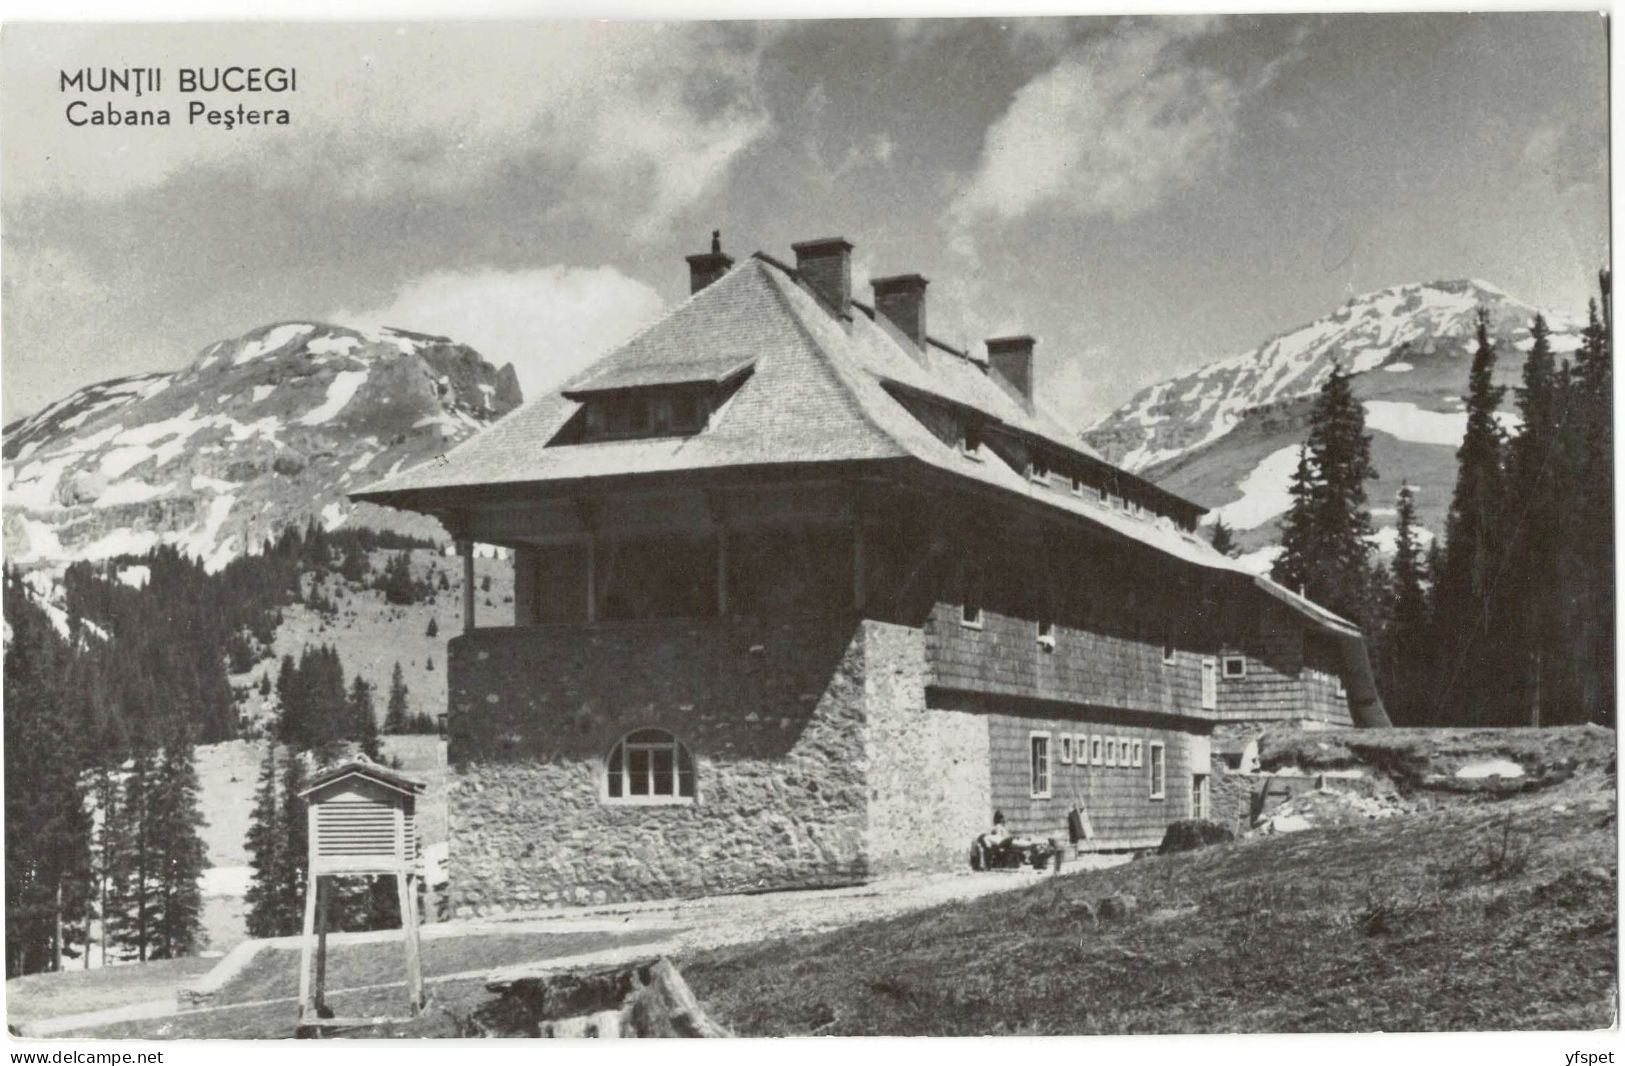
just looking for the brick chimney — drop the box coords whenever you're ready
[871,274,929,349]
[791,237,853,317]
[987,336,1036,406]
[685,230,734,294]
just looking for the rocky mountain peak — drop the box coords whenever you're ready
[3,322,522,571]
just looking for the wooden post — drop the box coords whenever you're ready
[460,539,475,633]
[313,877,330,1015]
[297,869,319,1017]
[398,871,425,1014]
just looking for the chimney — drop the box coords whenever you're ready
[871,274,929,349]
[986,336,1036,406]
[791,237,853,317]
[685,229,734,294]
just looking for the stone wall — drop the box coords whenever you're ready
[862,621,990,875]
[446,615,873,915]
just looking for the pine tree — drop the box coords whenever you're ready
[1271,364,1378,624]
[384,662,410,734]
[1434,309,1512,725]
[426,616,438,638]
[1566,272,1614,725]
[1272,446,1318,595]
[1208,517,1237,557]
[273,750,309,938]
[242,742,283,939]
[148,716,207,959]
[349,676,381,761]
[3,571,95,975]
[107,743,158,961]
[1503,314,1568,725]
[1381,483,1433,725]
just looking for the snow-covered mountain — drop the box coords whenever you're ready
[1083,280,1586,566]
[3,322,522,571]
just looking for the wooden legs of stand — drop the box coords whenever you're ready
[398,871,424,1014]
[298,870,423,1024]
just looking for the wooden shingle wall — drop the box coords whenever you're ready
[985,711,1201,849]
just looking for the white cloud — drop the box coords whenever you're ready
[953,19,1255,227]
[331,266,665,401]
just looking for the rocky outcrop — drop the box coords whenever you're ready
[3,322,522,571]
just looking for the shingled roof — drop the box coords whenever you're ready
[349,247,1361,637]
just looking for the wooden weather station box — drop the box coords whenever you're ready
[296,757,428,1033]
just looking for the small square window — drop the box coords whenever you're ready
[1223,655,1247,678]
[1060,735,1074,764]
[1090,736,1103,764]
[1037,619,1055,650]
[960,603,982,629]
[1132,740,1144,768]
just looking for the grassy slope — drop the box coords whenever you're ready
[679,793,1615,1035]
[5,958,217,1030]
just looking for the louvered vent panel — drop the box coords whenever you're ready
[316,798,398,857]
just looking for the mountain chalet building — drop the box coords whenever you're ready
[354,234,1390,914]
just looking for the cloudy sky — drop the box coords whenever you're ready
[1,14,1608,426]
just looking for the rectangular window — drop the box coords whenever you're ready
[1073,733,1088,765]
[1201,657,1218,710]
[1336,673,1348,698]
[1162,626,1176,665]
[961,422,983,459]
[1132,739,1144,768]
[1149,742,1166,799]
[1104,738,1117,768]
[1037,618,1055,650]
[1060,734,1075,764]
[1090,735,1103,764]
[1191,774,1210,819]
[1071,475,1085,496]
[1223,655,1247,678]
[1030,733,1051,798]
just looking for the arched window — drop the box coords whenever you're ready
[604,729,696,803]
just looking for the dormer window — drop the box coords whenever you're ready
[961,421,983,459]
[1029,455,1051,483]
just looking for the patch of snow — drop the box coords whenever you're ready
[6,453,76,510]
[320,502,347,529]
[113,405,209,447]
[1265,814,1313,834]
[99,445,154,479]
[1367,524,1436,556]
[1455,758,1524,780]
[251,385,276,404]
[200,865,253,898]
[117,565,152,590]
[95,479,173,508]
[14,441,40,462]
[191,474,236,492]
[1234,544,1283,575]
[233,323,313,366]
[1364,401,1523,446]
[12,516,66,562]
[78,528,162,561]
[306,333,362,357]
[348,450,377,473]
[299,370,369,425]
[1204,445,1302,531]
[1382,362,1415,373]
